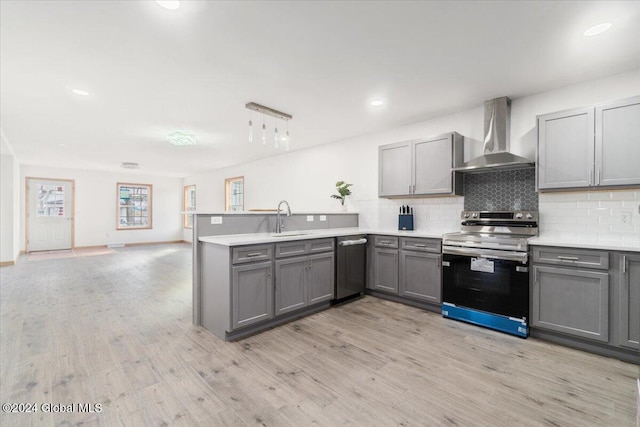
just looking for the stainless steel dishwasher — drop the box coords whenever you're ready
[334,235,367,302]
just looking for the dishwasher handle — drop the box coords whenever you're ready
[338,238,368,246]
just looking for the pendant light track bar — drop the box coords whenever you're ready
[245,102,292,121]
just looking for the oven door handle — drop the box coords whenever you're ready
[442,246,528,263]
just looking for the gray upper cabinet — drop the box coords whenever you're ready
[537,95,640,190]
[618,253,640,349]
[379,141,412,197]
[232,261,274,330]
[596,96,640,187]
[379,132,463,197]
[531,265,609,343]
[537,107,594,189]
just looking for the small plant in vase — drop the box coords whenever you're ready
[331,181,352,211]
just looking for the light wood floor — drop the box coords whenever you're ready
[1,243,638,426]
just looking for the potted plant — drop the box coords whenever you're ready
[331,181,352,211]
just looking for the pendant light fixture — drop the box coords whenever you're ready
[245,102,292,150]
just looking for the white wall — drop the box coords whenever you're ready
[20,165,184,250]
[185,68,640,240]
[1,154,18,263]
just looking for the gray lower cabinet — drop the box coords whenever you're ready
[232,261,274,330]
[618,253,640,349]
[274,242,335,315]
[399,250,441,303]
[307,252,335,304]
[274,257,307,315]
[531,264,609,343]
[373,248,399,293]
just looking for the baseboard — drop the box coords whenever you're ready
[0,260,15,267]
[74,244,109,250]
[123,240,187,247]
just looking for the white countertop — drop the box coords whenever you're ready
[199,227,451,246]
[529,236,640,252]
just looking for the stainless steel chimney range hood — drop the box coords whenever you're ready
[453,96,534,173]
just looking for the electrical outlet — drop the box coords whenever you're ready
[307,215,314,222]
[319,215,327,221]
[211,216,223,224]
[621,211,631,225]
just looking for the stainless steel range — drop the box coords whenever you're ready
[441,210,538,338]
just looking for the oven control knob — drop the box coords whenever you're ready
[515,212,523,219]
[463,213,470,218]
[471,212,478,218]
[525,213,534,220]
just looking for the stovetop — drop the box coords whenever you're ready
[443,210,539,252]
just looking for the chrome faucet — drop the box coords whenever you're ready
[275,200,291,233]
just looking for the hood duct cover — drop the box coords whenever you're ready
[453,96,534,172]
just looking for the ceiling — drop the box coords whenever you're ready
[1,1,639,178]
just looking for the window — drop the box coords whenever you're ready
[184,185,196,228]
[37,184,65,217]
[225,176,244,212]
[117,183,152,230]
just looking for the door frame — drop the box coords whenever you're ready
[25,177,76,253]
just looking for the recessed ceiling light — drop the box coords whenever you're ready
[121,162,139,169]
[71,89,90,96]
[371,99,385,107]
[583,23,611,37]
[156,1,180,10]
[167,131,197,146]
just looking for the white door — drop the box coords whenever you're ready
[27,178,73,252]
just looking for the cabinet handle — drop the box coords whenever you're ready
[413,244,427,248]
[533,268,537,283]
[379,241,392,245]
[409,184,412,194]
[596,168,600,185]
[267,266,271,278]
[247,252,262,257]
[412,184,416,194]
[556,256,579,261]
[588,170,593,186]
[622,255,627,274]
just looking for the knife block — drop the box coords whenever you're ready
[398,214,414,231]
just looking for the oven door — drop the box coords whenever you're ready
[442,248,529,321]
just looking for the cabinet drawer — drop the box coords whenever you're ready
[533,246,609,270]
[232,245,273,264]
[275,241,307,258]
[400,237,441,253]
[374,236,399,249]
[308,238,335,254]
[276,238,335,258]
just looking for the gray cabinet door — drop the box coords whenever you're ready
[374,248,399,293]
[596,96,640,187]
[399,251,441,303]
[413,135,452,195]
[232,261,274,330]
[538,107,594,189]
[274,257,307,315]
[307,252,335,305]
[379,141,412,197]
[532,265,609,342]
[618,253,640,349]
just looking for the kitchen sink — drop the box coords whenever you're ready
[270,232,310,238]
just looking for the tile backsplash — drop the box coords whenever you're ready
[464,169,538,211]
[539,189,640,243]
